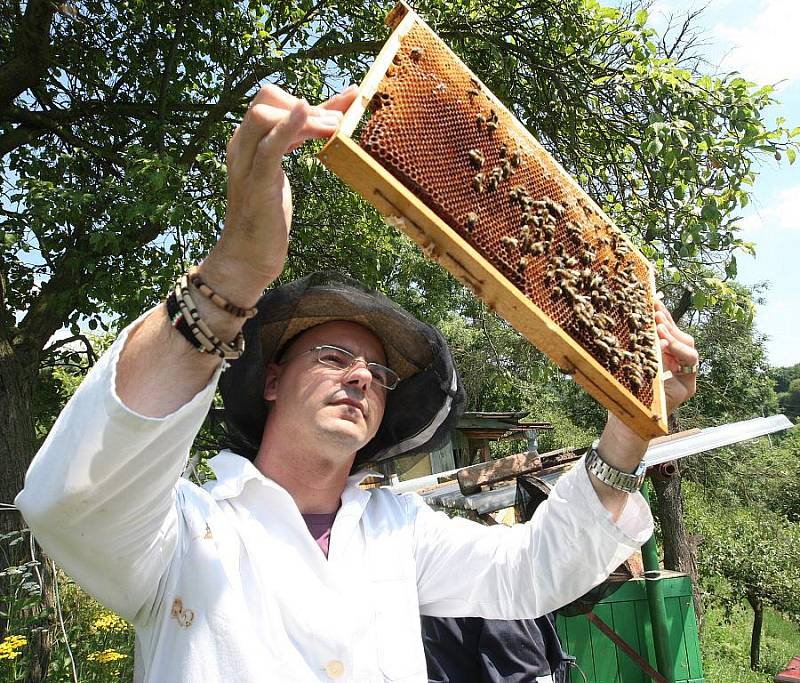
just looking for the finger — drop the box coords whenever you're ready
[284,114,344,153]
[229,102,302,178]
[249,83,302,111]
[658,324,699,366]
[317,84,359,114]
[654,304,695,347]
[250,100,312,177]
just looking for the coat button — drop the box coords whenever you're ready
[324,660,345,679]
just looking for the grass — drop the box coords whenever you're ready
[701,602,800,682]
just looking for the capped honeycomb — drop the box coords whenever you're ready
[357,24,660,405]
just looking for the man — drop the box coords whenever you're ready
[16,84,699,682]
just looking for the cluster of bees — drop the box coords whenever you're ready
[544,229,660,391]
[459,127,658,392]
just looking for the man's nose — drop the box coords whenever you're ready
[343,360,374,391]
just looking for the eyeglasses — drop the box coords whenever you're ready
[283,344,399,390]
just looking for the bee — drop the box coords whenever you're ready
[487,172,499,191]
[510,150,522,167]
[509,185,525,202]
[410,47,424,61]
[500,158,513,179]
[476,112,486,127]
[467,88,480,97]
[472,173,486,193]
[518,256,529,272]
[498,144,508,158]
[529,242,545,256]
[486,120,498,132]
[470,76,480,87]
[545,199,565,218]
[465,212,478,231]
[500,235,518,249]
[595,338,611,354]
[433,82,447,94]
[468,149,485,168]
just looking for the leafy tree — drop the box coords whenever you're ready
[771,363,800,394]
[777,378,800,422]
[685,485,800,670]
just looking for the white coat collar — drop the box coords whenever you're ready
[205,450,377,504]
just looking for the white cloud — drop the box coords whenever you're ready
[713,0,800,86]
[738,184,800,237]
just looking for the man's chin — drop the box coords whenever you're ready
[316,418,374,451]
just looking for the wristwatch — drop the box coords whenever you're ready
[584,441,647,493]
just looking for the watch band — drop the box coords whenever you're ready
[584,441,647,493]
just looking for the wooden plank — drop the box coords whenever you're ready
[611,601,647,683]
[680,595,704,680]
[665,595,690,681]
[563,615,596,683]
[457,451,541,494]
[455,446,579,495]
[591,603,621,682]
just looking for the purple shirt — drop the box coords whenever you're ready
[301,512,337,558]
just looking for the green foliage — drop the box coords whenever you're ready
[3,0,800,677]
[676,284,778,429]
[0,529,135,681]
[685,481,800,623]
[702,603,800,682]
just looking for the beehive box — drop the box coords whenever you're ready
[556,573,705,683]
[318,2,668,439]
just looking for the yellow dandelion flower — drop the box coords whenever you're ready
[87,648,127,664]
[91,612,128,632]
[0,635,27,660]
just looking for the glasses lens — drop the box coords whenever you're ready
[368,364,399,390]
[316,346,354,369]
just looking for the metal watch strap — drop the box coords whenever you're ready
[584,440,646,493]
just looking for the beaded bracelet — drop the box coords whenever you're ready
[188,267,258,319]
[165,274,245,360]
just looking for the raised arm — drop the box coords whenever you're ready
[118,85,358,417]
[591,299,698,518]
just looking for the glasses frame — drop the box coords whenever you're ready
[281,344,399,390]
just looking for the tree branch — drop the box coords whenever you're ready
[0,0,56,109]
[671,287,694,323]
[42,334,97,366]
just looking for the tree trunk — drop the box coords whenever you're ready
[651,461,703,625]
[0,342,56,682]
[746,592,764,670]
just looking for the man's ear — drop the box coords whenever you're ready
[263,363,281,401]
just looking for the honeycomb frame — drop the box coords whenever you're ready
[318,2,668,439]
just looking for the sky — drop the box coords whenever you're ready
[644,0,800,366]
